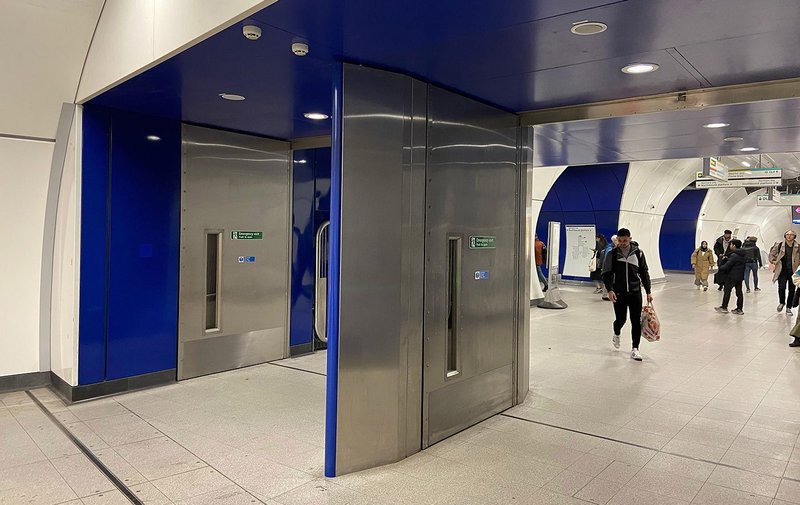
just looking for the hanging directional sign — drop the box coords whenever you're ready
[231,231,263,240]
[696,178,781,189]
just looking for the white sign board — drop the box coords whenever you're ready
[563,225,596,278]
[696,178,781,189]
[703,157,728,181]
[547,221,561,273]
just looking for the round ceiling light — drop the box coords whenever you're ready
[146,135,161,142]
[740,147,759,152]
[621,63,659,74]
[570,21,608,36]
[219,93,246,101]
[294,159,308,164]
[304,112,329,120]
[703,122,730,128]
[724,136,744,142]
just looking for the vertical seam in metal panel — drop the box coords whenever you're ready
[324,62,344,478]
[420,83,431,449]
[73,0,107,104]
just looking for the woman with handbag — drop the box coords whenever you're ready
[691,241,715,291]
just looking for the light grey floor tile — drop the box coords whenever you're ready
[574,478,623,505]
[151,467,234,502]
[775,479,800,504]
[50,454,115,498]
[596,461,641,485]
[707,466,781,498]
[693,483,773,505]
[272,478,363,505]
[543,469,594,496]
[174,484,264,505]
[113,437,206,481]
[730,435,795,461]
[127,482,174,505]
[721,450,789,478]
[627,467,703,502]
[644,452,716,481]
[81,490,135,505]
[606,485,689,505]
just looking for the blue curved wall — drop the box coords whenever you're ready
[536,163,629,280]
[660,189,707,272]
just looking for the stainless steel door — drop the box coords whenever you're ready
[423,86,519,446]
[178,125,291,380]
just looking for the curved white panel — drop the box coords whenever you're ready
[619,159,699,280]
[0,0,102,138]
[0,138,53,376]
[530,166,567,299]
[77,0,280,101]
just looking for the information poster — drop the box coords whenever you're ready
[563,225,596,278]
[547,221,561,273]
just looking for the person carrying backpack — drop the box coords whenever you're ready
[742,236,762,293]
[602,228,653,361]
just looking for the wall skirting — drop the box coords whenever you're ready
[0,371,51,393]
[51,369,175,403]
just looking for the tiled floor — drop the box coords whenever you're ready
[1,272,799,504]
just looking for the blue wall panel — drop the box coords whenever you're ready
[290,147,331,351]
[78,106,111,385]
[536,163,628,280]
[105,111,181,380]
[660,189,707,272]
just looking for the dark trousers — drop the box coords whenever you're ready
[722,280,743,310]
[613,291,642,349]
[536,265,548,288]
[778,271,796,305]
[744,263,759,290]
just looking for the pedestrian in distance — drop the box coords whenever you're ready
[602,228,653,361]
[534,234,548,292]
[714,230,733,291]
[715,239,746,315]
[769,230,800,316]
[790,264,800,348]
[590,234,608,294]
[691,241,715,291]
[742,236,762,293]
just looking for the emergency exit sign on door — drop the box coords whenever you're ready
[231,231,263,240]
[469,236,496,249]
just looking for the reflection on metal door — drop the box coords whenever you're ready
[315,221,330,343]
[178,125,291,380]
[422,86,519,447]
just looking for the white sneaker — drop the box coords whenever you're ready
[631,348,643,361]
[788,308,794,316]
[612,334,620,349]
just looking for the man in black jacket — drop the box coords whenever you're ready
[713,230,733,291]
[715,239,746,315]
[602,228,653,361]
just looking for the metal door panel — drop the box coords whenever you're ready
[179,125,291,380]
[423,85,519,446]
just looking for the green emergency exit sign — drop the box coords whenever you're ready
[469,236,496,249]
[231,231,263,240]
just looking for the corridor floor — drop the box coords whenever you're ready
[1,272,799,504]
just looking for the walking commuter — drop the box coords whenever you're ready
[714,230,733,291]
[590,234,608,294]
[534,234,548,291]
[715,240,746,315]
[602,238,614,300]
[602,228,653,361]
[691,241,715,291]
[769,230,800,316]
[790,266,800,348]
[742,236,762,293]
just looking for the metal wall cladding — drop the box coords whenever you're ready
[423,86,520,446]
[336,65,427,474]
[179,125,291,380]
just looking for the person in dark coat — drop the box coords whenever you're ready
[590,234,608,295]
[713,230,733,291]
[715,239,746,315]
[742,236,762,293]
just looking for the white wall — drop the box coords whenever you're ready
[618,159,700,280]
[530,166,567,299]
[0,138,54,375]
[76,0,281,101]
[697,188,792,257]
[50,111,81,386]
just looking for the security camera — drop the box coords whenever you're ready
[243,25,262,40]
[292,42,309,56]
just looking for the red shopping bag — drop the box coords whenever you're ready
[641,303,661,342]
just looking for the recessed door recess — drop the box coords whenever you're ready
[447,236,462,378]
[205,231,221,332]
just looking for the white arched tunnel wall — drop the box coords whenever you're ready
[530,166,567,299]
[697,188,793,260]
[618,159,700,280]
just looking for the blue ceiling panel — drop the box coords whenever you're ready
[87,0,800,141]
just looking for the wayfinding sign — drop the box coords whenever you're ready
[231,231,263,240]
[696,178,781,189]
[469,236,496,249]
[702,157,728,181]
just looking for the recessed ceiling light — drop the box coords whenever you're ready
[724,136,744,142]
[570,21,608,36]
[146,135,161,142]
[294,159,307,164]
[740,147,759,152]
[304,112,329,120]
[703,122,730,128]
[621,63,659,74]
[742,161,751,167]
[219,93,246,101]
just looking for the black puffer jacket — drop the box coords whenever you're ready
[719,249,747,282]
[741,239,762,265]
[602,244,652,294]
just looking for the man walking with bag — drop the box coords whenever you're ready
[602,228,653,361]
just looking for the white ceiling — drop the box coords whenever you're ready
[0,0,103,139]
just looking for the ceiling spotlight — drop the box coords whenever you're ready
[292,42,309,56]
[742,161,751,167]
[243,25,262,40]
[304,112,329,120]
[724,136,744,142]
[621,63,659,74]
[219,93,246,101]
[570,21,608,36]
[703,122,730,128]
[294,159,307,164]
[146,135,161,142]
[740,147,759,152]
